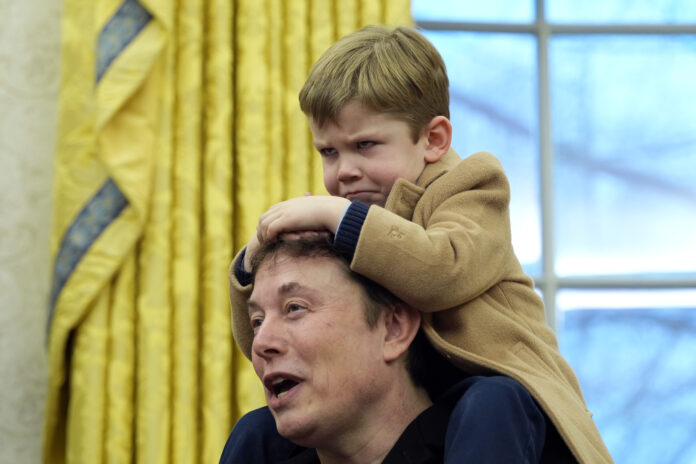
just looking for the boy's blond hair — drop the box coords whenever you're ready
[299,25,449,142]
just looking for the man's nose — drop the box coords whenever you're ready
[252,316,286,360]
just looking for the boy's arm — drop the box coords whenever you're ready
[346,154,523,312]
[256,196,350,243]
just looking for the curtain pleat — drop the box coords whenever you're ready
[200,0,235,460]
[106,251,136,464]
[44,0,411,462]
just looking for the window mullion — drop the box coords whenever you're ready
[536,1,558,332]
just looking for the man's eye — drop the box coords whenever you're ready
[286,303,305,313]
[250,317,263,329]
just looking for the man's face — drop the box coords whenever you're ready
[248,255,391,446]
[310,100,430,208]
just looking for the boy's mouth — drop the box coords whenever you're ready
[346,191,381,202]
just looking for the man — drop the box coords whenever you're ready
[221,237,552,463]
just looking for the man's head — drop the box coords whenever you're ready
[244,237,427,450]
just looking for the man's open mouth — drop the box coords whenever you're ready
[269,377,300,398]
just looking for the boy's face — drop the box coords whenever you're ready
[309,101,430,207]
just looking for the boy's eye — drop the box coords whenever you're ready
[319,147,337,157]
[357,141,375,150]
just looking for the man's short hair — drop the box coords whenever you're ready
[298,25,450,142]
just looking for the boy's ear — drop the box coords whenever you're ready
[422,115,452,163]
[382,302,422,363]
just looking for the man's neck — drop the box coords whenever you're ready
[315,383,432,464]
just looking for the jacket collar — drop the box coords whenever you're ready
[384,148,460,219]
[416,148,461,189]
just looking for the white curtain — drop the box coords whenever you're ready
[0,0,62,461]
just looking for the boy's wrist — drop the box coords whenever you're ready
[320,196,351,233]
[334,201,370,263]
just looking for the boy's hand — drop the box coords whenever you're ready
[256,196,350,243]
[244,230,328,273]
[277,230,332,241]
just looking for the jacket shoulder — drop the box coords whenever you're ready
[426,151,510,199]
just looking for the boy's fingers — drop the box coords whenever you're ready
[278,231,310,241]
[262,216,285,242]
[257,210,278,242]
[279,230,329,241]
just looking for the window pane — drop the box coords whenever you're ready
[550,35,696,277]
[559,289,696,464]
[547,0,696,24]
[423,31,541,275]
[412,0,534,23]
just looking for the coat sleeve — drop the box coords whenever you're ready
[228,247,255,359]
[350,153,522,312]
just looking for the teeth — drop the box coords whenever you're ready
[269,377,298,398]
[270,377,288,397]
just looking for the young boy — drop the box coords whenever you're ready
[226,25,612,463]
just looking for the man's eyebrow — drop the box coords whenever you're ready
[278,281,301,295]
[247,281,303,316]
[247,299,261,316]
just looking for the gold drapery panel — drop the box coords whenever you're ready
[44,0,411,462]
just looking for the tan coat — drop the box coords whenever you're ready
[229,150,613,463]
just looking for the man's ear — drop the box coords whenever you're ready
[422,115,452,163]
[382,302,422,363]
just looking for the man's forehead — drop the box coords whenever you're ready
[255,253,343,278]
[249,255,348,301]
[261,280,304,298]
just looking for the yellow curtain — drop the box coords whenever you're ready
[44,0,411,462]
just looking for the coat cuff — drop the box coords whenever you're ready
[334,200,369,263]
[234,248,252,286]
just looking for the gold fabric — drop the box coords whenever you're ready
[44,0,411,462]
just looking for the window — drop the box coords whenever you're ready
[413,2,696,462]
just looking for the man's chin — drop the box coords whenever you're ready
[274,417,318,448]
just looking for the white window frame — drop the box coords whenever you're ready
[416,0,696,332]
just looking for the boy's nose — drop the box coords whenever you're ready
[336,156,362,182]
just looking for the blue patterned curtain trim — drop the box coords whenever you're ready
[48,178,129,330]
[96,0,152,82]
[47,0,149,334]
